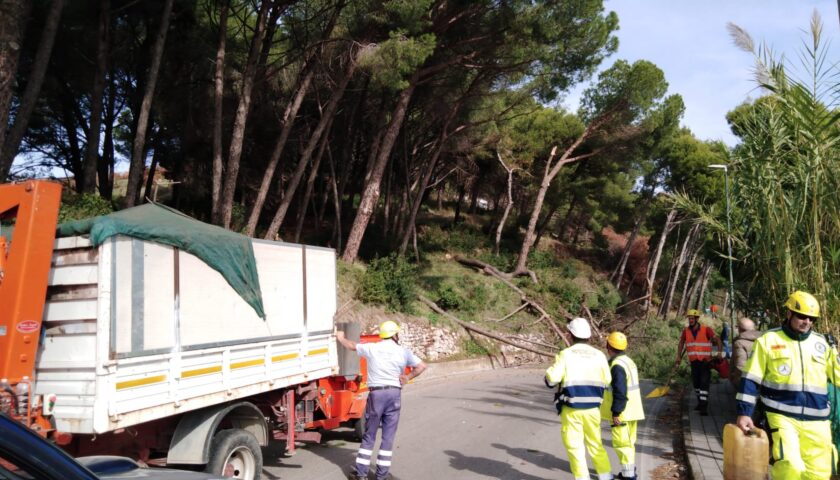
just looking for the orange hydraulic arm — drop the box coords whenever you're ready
[0,181,62,384]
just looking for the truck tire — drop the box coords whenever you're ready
[353,414,366,442]
[205,429,262,480]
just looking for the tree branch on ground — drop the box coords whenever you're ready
[419,295,555,358]
[454,255,571,346]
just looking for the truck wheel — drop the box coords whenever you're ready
[205,429,263,480]
[353,414,366,442]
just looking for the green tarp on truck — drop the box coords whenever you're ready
[57,203,266,319]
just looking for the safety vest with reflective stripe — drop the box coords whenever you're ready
[545,343,611,410]
[736,328,840,421]
[601,354,645,421]
[683,325,714,362]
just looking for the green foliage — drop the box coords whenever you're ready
[462,338,490,356]
[556,259,579,278]
[536,271,584,313]
[420,223,487,253]
[476,251,515,271]
[580,59,668,126]
[359,31,437,90]
[58,192,113,223]
[528,249,559,270]
[358,254,417,312]
[434,283,463,310]
[433,279,490,315]
[593,282,621,312]
[230,204,247,234]
[629,316,688,383]
[496,104,584,172]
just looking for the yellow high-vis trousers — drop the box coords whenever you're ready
[766,412,834,480]
[612,420,638,474]
[560,406,612,480]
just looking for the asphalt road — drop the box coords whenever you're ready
[261,367,674,480]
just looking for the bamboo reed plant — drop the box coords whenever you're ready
[672,13,840,329]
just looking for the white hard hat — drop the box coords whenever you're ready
[568,317,592,339]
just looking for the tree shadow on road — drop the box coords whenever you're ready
[261,433,359,479]
[491,443,572,473]
[444,448,564,480]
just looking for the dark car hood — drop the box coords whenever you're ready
[77,457,225,479]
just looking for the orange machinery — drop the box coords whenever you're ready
[0,181,61,433]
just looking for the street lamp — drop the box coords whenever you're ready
[709,164,735,346]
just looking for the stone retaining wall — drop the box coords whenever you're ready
[340,304,551,365]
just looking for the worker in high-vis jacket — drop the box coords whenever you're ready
[336,321,427,480]
[675,309,723,415]
[602,332,644,480]
[545,317,613,480]
[736,291,840,480]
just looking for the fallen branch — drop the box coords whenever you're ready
[616,294,651,311]
[527,314,548,326]
[333,299,357,321]
[579,304,603,340]
[490,303,529,322]
[455,255,571,346]
[419,295,555,358]
[528,338,562,350]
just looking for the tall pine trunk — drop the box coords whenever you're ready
[264,58,357,239]
[219,0,271,228]
[244,65,314,235]
[494,154,515,255]
[512,115,607,276]
[292,118,332,243]
[0,0,63,178]
[99,67,117,199]
[659,224,700,318]
[534,203,561,249]
[677,241,703,316]
[694,262,713,309]
[80,0,110,193]
[398,139,443,255]
[683,260,709,314]
[611,217,642,287]
[125,0,174,207]
[644,209,677,311]
[0,0,31,180]
[342,76,417,262]
[210,0,229,224]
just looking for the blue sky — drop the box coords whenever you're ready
[564,0,840,146]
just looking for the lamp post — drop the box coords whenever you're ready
[709,164,735,345]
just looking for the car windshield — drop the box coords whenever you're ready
[0,457,34,480]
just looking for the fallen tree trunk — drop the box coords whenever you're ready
[454,256,572,346]
[419,296,555,358]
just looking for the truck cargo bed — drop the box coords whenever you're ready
[35,235,338,434]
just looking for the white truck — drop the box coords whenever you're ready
[0,181,369,480]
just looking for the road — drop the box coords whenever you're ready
[261,367,675,480]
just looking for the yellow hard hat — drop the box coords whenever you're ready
[785,291,820,318]
[378,320,401,339]
[686,309,702,318]
[607,332,627,351]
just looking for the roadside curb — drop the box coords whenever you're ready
[682,393,706,480]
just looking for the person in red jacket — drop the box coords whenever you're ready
[675,309,723,415]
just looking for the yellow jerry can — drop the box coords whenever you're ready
[723,423,769,480]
